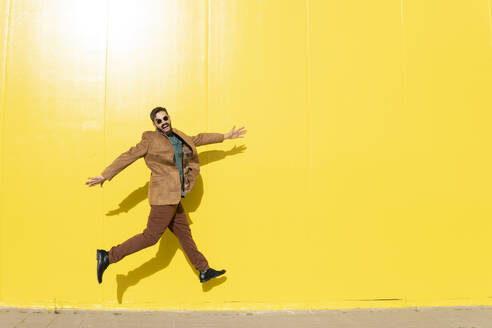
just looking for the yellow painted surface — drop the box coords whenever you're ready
[0,0,491,310]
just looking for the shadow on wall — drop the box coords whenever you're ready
[104,145,246,304]
[106,145,246,215]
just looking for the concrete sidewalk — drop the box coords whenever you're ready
[1,306,491,327]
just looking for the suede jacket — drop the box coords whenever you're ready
[101,128,224,205]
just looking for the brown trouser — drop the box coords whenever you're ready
[108,201,210,271]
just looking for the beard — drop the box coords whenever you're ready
[158,123,172,136]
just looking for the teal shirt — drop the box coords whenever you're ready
[168,133,186,198]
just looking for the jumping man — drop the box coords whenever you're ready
[86,106,247,284]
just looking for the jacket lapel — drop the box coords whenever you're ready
[171,128,196,155]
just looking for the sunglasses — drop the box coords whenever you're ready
[155,116,169,124]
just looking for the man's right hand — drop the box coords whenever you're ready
[86,175,107,188]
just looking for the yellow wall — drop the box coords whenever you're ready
[1,0,491,310]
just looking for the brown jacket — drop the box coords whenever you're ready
[101,128,224,205]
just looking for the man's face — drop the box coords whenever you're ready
[153,111,172,134]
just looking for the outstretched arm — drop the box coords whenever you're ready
[191,132,225,147]
[191,126,247,147]
[86,132,150,187]
[101,132,150,181]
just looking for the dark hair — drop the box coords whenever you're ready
[150,107,168,122]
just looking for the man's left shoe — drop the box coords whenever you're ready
[97,249,110,284]
[199,268,226,283]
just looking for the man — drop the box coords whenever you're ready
[86,106,247,284]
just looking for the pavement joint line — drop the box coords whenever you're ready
[12,311,31,328]
[43,314,57,328]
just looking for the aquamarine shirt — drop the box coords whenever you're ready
[168,132,186,198]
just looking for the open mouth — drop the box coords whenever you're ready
[161,123,170,129]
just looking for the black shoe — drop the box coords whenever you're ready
[97,249,110,284]
[199,268,226,283]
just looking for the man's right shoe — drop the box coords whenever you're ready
[97,249,110,284]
